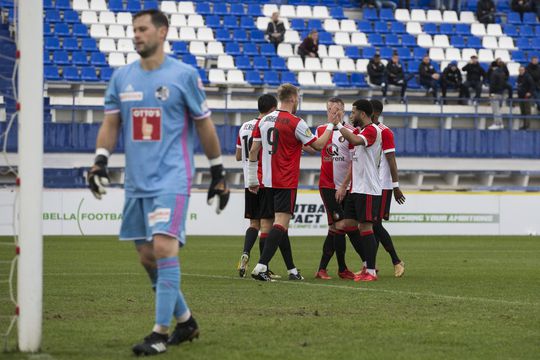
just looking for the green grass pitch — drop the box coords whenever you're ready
[1,235,539,359]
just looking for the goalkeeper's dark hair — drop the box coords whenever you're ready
[352,99,373,117]
[327,97,344,107]
[133,9,169,29]
[258,94,278,114]
[370,99,383,114]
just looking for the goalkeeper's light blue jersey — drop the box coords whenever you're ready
[104,56,211,198]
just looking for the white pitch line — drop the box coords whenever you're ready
[44,272,538,307]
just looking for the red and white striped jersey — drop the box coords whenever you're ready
[349,123,383,195]
[236,118,262,188]
[377,123,396,190]
[317,123,355,190]
[252,110,316,188]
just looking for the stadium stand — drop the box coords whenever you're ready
[1,0,540,190]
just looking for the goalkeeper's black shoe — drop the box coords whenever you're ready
[251,271,276,282]
[168,317,200,346]
[132,332,168,356]
[288,271,305,281]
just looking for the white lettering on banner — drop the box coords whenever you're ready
[0,190,539,236]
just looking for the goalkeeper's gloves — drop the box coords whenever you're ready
[88,149,110,200]
[207,158,230,214]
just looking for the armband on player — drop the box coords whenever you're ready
[247,161,259,187]
[392,181,399,188]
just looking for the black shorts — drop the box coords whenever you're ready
[259,188,297,217]
[319,188,346,225]
[344,193,381,223]
[244,188,262,219]
[379,189,393,221]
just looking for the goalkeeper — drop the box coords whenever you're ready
[87,9,229,357]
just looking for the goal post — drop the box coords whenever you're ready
[17,0,43,352]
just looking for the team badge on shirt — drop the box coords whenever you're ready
[305,128,312,137]
[131,108,162,142]
[155,86,170,101]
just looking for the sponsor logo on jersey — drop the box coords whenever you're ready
[148,208,171,226]
[120,91,143,102]
[155,86,170,101]
[131,107,162,142]
[338,136,345,143]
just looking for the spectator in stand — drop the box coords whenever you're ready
[433,0,462,11]
[385,52,412,104]
[266,12,286,50]
[418,54,440,103]
[462,55,486,104]
[441,61,463,104]
[297,29,319,61]
[488,58,513,103]
[535,0,540,20]
[399,0,411,9]
[488,65,507,130]
[511,0,533,21]
[477,0,496,24]
[516,66,536,130]
[526,55,540,109]
[362,0,398,10]
[367,53,387,100]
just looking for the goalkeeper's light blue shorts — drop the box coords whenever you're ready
[119,194,189,246]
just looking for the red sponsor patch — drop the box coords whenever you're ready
[132,107,161,141]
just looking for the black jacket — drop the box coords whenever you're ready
[487,62,510,82]
[462,63,486,82]
[367,59,386,82]
[297,37,318,58]
[511,0,533,12]
[517,72,536,98]
[419,61,437,82]
[266,20,285,42]
[442,66,462,85]
[526,62,540,88]
[386,61,404,82]
[489,67,507,94]
[477,0,496,18]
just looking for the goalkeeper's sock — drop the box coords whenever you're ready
[144,266,158,291]
[242,227,259,255]
[173,260,190,322]
[155,257,180,328]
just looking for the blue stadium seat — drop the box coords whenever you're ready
[253,56,269,70]
[223,16,238,29]
[281,71,298,86]
[511,50,526,62]
[243,43,258,56]
[291,19,306,31]
[44,50,52,65]
[126,0,142,13]
[72,51,88,66]
[45,66,61,81]
[345,47,360,59]
[307,19,323,31]
[439,23,453,35]
[225,42,241,55]
[423,23,437,35]
[407,60,420,73]
[535,25,540,36]
[143,0,158,10]
[251,30,265,43]
[397,47,411,60]
[55,23,71,37]
[196,2,212,15]
[235,56,251,70]
[466,36,482,49]
[362,47,376,59]
[407,76,421,89]
[63,66,80,82]
[516,38,532,50]
[333,73,350,87]
[44,22,53,37]
[182,54,197,67]
[205,15,220,29]
[351,73,366,87]
[45,10,61,23]
[215,29,230,42]
[90,52,107,66]
[450,35,465,48]
[374,22,388,33]
[53,50,70,65]
[503,24,518,37]
[318,31,333,45]
[246,71,263,85]
[380,8,394,21]
[507,12,521,24]
[63,10,79,24]
[43,0,54,9]
[455,24,470,35]
[81,67,98,81]
[380,47,393,59]
[330,8,346,20]
[247,4,262,17]
[520,25,534,37]
[270,56,287,70]
[100,67,114,81]
[109,0,124,11]
[198,68,209,84]
[233,29,248,42]
[363,8,378,21]
[523,13,537,25]
[401,34,416,47]
[260,43,276,56]
[213,3,229,16]
[172,41,188,54]
[230,4,245,16]
[264,71,280,86]
[240,17,255,29]
[385,34,400,46]
[82,38,98,52]
[62,37,79,51]
[55,0,71,7]
[390,21,405,34]
[73,24,89,38]
[357,20,372,33]
[531,38,540,50]
[368,34,384,46]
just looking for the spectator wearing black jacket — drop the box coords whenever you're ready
[488,66,507,130]
[526,55,540,109]
[367,53,387,98]
[487,58,513,101]
[511,0,533,21]
[477,0,496,24]
[297,29,319,60]
[517,66,536,129]
[462,55,486,102]
[441,61,462,104]
[266,12,286,50]
[418,54,440,102]
[385,53,411,103]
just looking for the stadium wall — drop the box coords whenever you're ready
[0,189,538,236]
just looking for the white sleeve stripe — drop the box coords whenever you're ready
[383,148,395,153]
[253,138,262,141]
[192,110,212,120]
[359,134,367,146]
[104,109,120,114]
